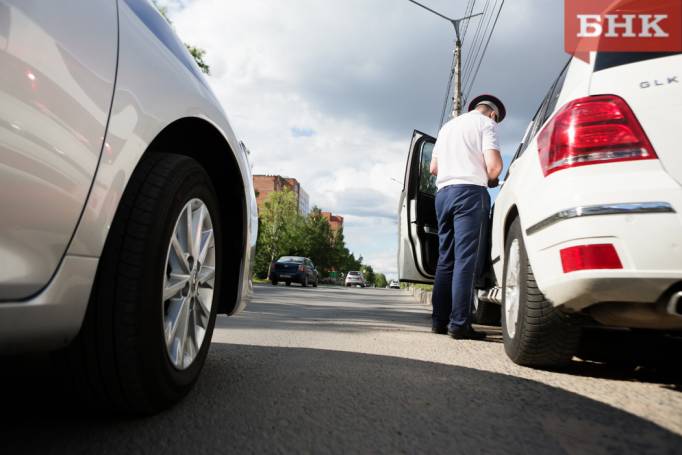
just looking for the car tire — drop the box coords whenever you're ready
[271,280,278,286]
[502,218,581,367]
[286,281,291,286]
[472,292,501,326]
[313,279,318,288]
[63,153,222,414]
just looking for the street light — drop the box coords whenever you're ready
[407,0,482,117]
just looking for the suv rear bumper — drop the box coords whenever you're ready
[522,171,682,329]
[0,255,97,354]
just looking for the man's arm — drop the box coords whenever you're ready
[430,156,438,176]
[482,119,503,186]
[483,149,503,186]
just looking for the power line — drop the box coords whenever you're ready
[461,0,477,41]
[438,49,457,128]
[463,0,505,102]
[462,0,495,89]
[461,0,490,78]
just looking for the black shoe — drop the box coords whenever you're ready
[431,326,448,335]
[448,326,487,340]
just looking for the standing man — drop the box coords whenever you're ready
[429,94,505,340]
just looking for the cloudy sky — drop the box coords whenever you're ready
[161,0,566,279]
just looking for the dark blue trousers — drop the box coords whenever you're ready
[432,184,490,331]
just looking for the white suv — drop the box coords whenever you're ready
[345,271,366,287]
[399,51,682,367]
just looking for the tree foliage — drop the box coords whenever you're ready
[375,273,388,288]
[254,190,379,284]
[185,45,210,75]
[153,1,210,75]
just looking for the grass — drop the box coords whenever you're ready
[410,284,434,291]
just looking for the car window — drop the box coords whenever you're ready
[540,61,570,126]
[515,61,570,160]
[515,95,549,160]
[419,141,437,196]
[278,256,303,263]
[594,51,680,72]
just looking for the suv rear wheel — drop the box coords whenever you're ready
[502,218,581,367]
[64,154,222,414]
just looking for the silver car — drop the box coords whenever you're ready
[0,0,257,413]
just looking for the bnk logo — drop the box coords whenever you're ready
[578,14,669,38]
[565,0,682,62]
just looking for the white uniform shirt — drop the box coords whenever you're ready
[432,110,500,190]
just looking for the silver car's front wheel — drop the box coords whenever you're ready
[163,198,216,370]
[65,154,223,414]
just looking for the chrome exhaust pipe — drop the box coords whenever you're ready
[667,291,682,317]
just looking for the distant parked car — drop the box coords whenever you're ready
[345,271,366,287]
[389,281,401,289]
[270,256,319,287]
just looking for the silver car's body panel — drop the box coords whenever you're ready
[0,0,257,352]
[0,0,118,300]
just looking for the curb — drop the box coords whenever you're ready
[405,286,432,305]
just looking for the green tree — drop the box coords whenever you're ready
[302,208,335,272]
[254,189,302,277]
[252,189,389,284]
[375,273,388,288]
[186,45,210,75]
[361,264,376,286]
[153,1,210,75]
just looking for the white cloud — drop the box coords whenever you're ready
[162,0,565,276]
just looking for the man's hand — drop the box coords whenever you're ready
[487,178,499,188]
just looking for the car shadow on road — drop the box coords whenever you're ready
[1,344,680,454]
[240,286,680,386]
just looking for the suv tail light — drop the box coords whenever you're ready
[298,265,305,272]
[560,244,623,273]
[538,95,656,176]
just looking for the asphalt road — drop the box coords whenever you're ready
[2,285,681,454]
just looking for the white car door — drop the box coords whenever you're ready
[0,1,118,299]
[398,130,439,283]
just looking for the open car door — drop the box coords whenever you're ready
[398,130,439,283]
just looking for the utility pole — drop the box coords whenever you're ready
[407,0,482,118]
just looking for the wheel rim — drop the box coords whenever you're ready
[504,239,521,339]
[162,198,216,370]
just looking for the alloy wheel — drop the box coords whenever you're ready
[504,239,521,339]
[162,198,216,370]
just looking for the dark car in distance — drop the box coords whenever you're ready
[270,256,319,287]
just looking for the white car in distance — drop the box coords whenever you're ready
[399,51,682,367]
[345,271,366,287]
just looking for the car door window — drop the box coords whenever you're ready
[419,142,437,196]
[514,60,570,161]
[540,61,570,126]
